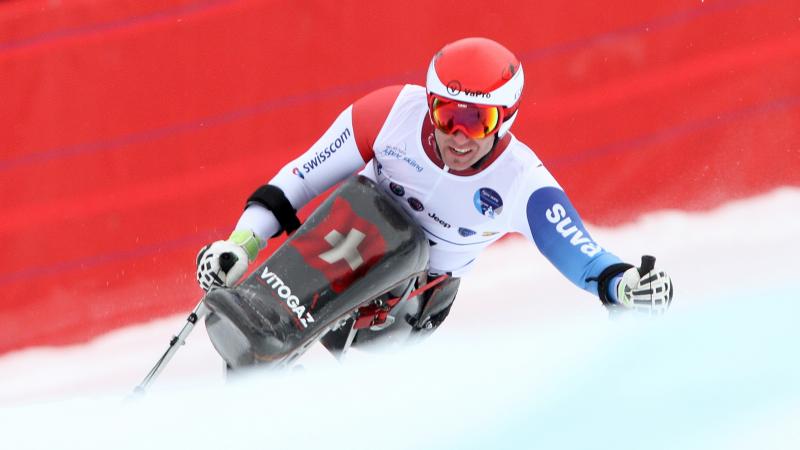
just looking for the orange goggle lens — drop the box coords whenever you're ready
[430,97,501,139]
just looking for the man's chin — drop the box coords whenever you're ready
[444,160,471,171]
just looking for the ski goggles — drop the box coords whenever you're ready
[429,95,503,140]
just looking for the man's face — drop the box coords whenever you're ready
[433,128,495,171]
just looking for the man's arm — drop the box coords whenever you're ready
[196,86,404,291]
[235,104,367,241]
[515,164,673,312]
[523,184,626,298]
[236,85,405,242]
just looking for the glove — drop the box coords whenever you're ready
[615,255,674,315]
[196,230,263,291]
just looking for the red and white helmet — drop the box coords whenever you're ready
[426,37,524,138]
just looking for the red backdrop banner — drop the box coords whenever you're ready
[1,0,798,354]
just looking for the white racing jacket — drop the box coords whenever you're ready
[236,85,624,297]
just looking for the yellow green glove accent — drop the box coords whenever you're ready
[228,230,263,262]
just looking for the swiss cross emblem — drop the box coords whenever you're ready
[291,197,386,293]
[319,229,366,270]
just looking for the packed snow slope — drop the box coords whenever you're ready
[0,188,798,450]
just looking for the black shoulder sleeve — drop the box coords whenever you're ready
[586,263,634,306]
[246,184,302,237]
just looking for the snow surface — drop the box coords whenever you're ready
[1,188,798,450]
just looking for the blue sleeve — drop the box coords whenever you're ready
[525,186,623,297]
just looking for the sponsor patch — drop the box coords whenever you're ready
[299,128,352,175]
[389,182,405,197]
[544,202,602,257]
[526,187,604,259]
[381,144,424,173]
[428,212,451,229]
[408,197,424,212]
[458,227,476,237]
[474,188,503,218]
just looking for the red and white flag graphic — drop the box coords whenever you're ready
[290,197,387,293]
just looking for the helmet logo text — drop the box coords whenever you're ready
[462,89,491,99]
[446,80,462,96]
[446,80,490,99]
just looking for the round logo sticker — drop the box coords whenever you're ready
[473,188,503,219]
[389,182,405,197]
[458,227,476,237]
[408,197,424,212]
[446,80,462,96]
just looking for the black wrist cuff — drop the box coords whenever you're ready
[587,263,634,306]
[246,184,302,237]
